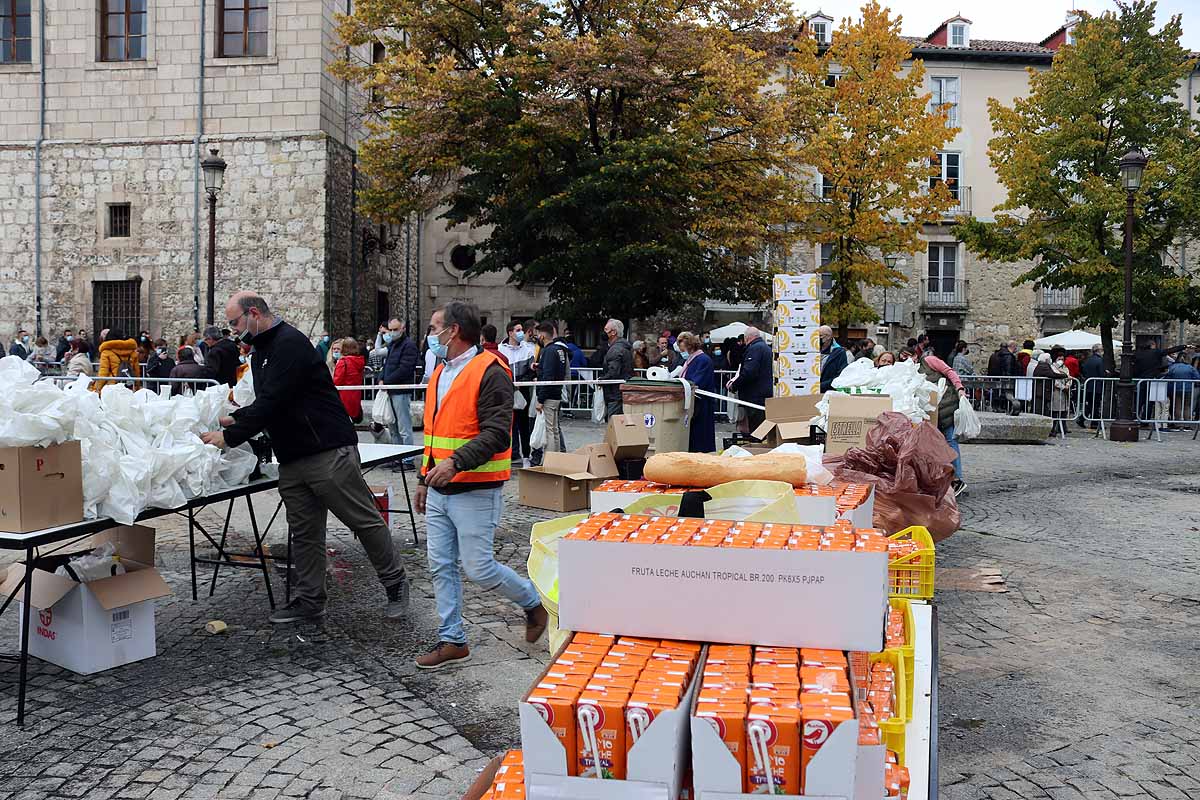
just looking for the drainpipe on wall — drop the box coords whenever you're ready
[191,0,207,333]
[32,0,46,336]
[1179,70,1194,348]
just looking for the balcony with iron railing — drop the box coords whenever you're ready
[920,183,972,218]
[1036,285,1082,311]
[920,277,969,310]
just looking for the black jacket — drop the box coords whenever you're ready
[223,320,358,463]
[1081,354,1107,380]
[536,338,570,403]
[382,334,419,395]
[169,359,210,396]
[819,342,850,392]
[205,337,240,387]
[1133,345,1185,379]
[601,338,634,404]
[146,352,175,380]
[987,347,1021,377]
[731,338,773,402]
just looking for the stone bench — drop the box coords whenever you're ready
[970,411,1055,443]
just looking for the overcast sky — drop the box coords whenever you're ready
[800,0,1199,50]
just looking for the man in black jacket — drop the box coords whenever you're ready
[382,317,419,470]
[201,292,410,625]
[987,340,1022,415]
[534,321,569,460]
[202,325,240,387]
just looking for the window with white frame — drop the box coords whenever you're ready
[930,152,961,199]
[816,172,833,200]
[820,243,835,299]
[927,243,958,295]
[824,71,840,88]
[930,77,959,128]
[949,23,967,48]
[811,21,828,44]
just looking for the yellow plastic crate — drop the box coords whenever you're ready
[869,648,908,766]
[888,526,935,599]
[887,598,916,718]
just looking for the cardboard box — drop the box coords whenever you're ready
[369,485,404,535]
[559,539,887,650]
[838,486,875,529]
[519,452,599,512]
[775,352,822,382]
[774,301,822,329]
[774,327,822,354]
[774,379,822,398]
[752,396,822,447]
[520,635,702,800]
[0,440,84,533]
[773,274,822,302]
[576,443,619,479]
[824,395,893,456]
[3,525,171,675]
[590,484,846,527]
[606,415,651,462]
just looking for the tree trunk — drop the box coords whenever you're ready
[1100,321,1116,376]
[837,321,848,343]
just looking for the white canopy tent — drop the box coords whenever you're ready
[1033,330,1120,351]
[705,321,773,344]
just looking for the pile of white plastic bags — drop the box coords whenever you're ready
[0,356,257,525]
[813,359,942,428]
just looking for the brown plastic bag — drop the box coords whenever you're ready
[824,412,961,541]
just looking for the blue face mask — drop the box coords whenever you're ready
[515,331,525,344]
[714,349,722,357]
[332,351,341,361]
[238,355,247,364]
[383,332,393,344]
[322,335,330,343]
[428,331,449,360]
[66,335,73,342]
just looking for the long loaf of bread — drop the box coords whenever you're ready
[643,452,809,488]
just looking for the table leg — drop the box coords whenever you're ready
[17,547,33,726]
[188,507,198,602]
[207,499,235,598]
[397,460,419,546]
[280,501,292,604]
[246,495,276,610]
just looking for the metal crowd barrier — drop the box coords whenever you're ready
[41,374,222,396]
[1081,377,1200,441]
[960,375,1082,438]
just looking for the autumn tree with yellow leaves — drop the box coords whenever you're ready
[788,2,959,340]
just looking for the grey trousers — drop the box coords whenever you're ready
[277,445,407,608]
[542,399,564,453]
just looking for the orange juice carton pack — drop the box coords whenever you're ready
[801,648,849,668]
[746,703,801,795]
[695,702,748,791]
[801,666,851,695]
[857,709,881,746]
[886,762,911,798]
[526,685,580,775]
[572,632,617,647]
[577,687,631,780]
[800,695,854,794]
[625,695,677,751]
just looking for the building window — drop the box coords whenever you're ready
[106,203,131,238]
[815,173,833,200]
[930,77,959,129]
[824,71,840,88]
[370,41,385,104]
[1,0,32,64]
[819,243,835,299]
[93,278,142,342]
[927,243,957,294]
[101,0,147,61]
[218,0,267,58]
[949,23,966,47]
[811,21,827,44]
[930,152,960,199]
[450,244,476,272]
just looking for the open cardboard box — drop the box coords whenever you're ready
[824,394,893,456]
[2,525,171,674]
[0,440,84,533]
[519,634,703,799]
[559,537,887,651]
[689,648,861,799]
[520,452,601,513]
[752,396,822,447]
[606,415,651,462]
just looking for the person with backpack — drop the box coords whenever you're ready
[93,329,141,392]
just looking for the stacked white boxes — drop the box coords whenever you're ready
[772,274,822,398]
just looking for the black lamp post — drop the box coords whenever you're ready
[1109,147,1147,443]
[201,148,227,327]
[358,224,401,338]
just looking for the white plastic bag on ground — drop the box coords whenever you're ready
[954,399,982,440]
[530,412,546,450]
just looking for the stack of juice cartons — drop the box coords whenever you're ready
[772,273,822,398]
[481,750,526,800]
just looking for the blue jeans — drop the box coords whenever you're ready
[943,424,963,480]
[425,486,539,645]
[389,393,414,465]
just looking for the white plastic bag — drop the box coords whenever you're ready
[530,411,546,450]
[372,390,395,427]
[55,541,125,582]
[232,369,255,407]
[591,387,605,424]
[769,443,834,485]
[954,398,982,440]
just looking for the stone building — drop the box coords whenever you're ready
[0,0,427,344]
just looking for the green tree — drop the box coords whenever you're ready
[786,1,958,340]
[332,0,808,320]
[960,1,1200,370]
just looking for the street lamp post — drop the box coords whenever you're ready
[1109,148,1147,443]
[201,148,227,327]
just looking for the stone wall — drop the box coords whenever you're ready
[0,133,331,341]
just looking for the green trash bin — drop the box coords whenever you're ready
[620,379,689,454]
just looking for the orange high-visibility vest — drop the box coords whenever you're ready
[422,350,513,483]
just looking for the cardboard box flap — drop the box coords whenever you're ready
[827,393,892,417]
[605,415,651,460]
[2,563,78,610]
[765,395,821,422]
[540,451,596,479]
[575,444,620,479]
[775,420,813,438]
[87,567,172,610]
[87,524,157,568]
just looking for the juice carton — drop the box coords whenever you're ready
[858,709,881,746]
[746,703,801,795]
[708,645,753,663]
[801,649,848,669]
[527,685,581,775]
[577,687,631,779]
[800,696,854,794]
[573,632,617,647]
[695,702,748,792]
[886,762,910,798]
[625,695,676,751]
[801,666,851,695]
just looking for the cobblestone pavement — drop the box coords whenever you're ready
[2,422,1198,799]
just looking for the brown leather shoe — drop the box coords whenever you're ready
[525,604,549,643]
[415,641,471,670]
